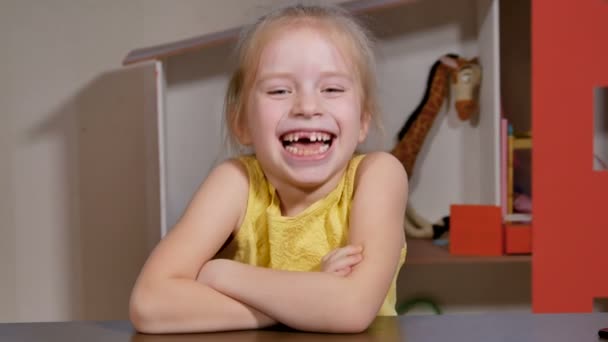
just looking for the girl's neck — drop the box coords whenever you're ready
[270,166,347,217]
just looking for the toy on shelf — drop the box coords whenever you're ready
[391,54,482,239]
[397,297,442,315]
[505,128,533,216]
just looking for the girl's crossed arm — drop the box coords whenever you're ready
[198,152,408,333]
[129,160,276,334]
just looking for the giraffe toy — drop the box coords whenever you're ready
[392,54,481,239]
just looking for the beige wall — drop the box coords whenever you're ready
[0,66,16,321]
[0,0,341,322]
[0,2,16,321]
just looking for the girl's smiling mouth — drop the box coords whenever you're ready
[280,130,335,158]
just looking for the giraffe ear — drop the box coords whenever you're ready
[440,56,459,69]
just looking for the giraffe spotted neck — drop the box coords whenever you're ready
[391,62,453,176]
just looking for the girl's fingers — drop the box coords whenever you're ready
[321,248,339,262]
[334,266,352,277]
[321,245,364,273]
[321,245,356,262]
[327,245,363,263]
[327,253,363,272]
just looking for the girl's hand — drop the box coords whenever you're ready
[321,245,363,276]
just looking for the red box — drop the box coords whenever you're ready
[449,205,503,256]
[505,224,532,254]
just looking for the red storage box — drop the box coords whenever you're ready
[505,224,532,254]
[449,205,503,256]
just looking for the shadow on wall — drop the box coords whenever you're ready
[162,41,236,230]
[26,65,160,320]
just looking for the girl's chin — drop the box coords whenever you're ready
[286,173,334,189]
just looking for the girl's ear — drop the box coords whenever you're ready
[233,115,253,146]
[358,111,371,143]
[235,126,252,146]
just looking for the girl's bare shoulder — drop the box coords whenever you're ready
[354,152,408,191]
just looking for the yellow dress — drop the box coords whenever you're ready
[227,154,406,316]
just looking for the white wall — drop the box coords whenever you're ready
[0,0,341,322]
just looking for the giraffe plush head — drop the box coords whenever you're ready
[440,55,482,121]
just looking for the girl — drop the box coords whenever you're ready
[129,4,407,334]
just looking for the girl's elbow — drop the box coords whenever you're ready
[129,288,162,334]
[296,314,370,334]
[339,297,379,333]
[129,307,150,333]
[325,301,375,333]
[337,310,375,333]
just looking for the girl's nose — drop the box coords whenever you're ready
[291,91,321,118]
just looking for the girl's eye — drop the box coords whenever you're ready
[267,89,290,95]
[323,88,344,93]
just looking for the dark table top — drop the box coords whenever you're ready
[1,312,607,342]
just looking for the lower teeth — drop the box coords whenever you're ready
[286,144,329,155]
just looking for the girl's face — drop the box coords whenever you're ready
[240,26,370,189]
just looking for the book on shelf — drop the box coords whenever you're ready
[500,116,532,222]
[500,118,508,216]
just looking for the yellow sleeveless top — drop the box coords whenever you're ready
[226,154,406,316]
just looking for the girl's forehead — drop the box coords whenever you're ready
[255,25,358,73]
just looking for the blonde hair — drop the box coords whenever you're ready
[223,3,381,150]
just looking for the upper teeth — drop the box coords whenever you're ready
[283,132,332,142]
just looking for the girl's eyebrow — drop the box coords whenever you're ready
[256,72,293,83]
[319,71,353,82]
[256,71,353,83]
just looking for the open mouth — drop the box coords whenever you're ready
[280,131,335,156]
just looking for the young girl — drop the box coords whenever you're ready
[129,4,408,334]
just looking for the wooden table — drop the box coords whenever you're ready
[1,312,607,341]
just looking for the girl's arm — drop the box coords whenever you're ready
[129,160,277,334]
[200,152,407,333]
